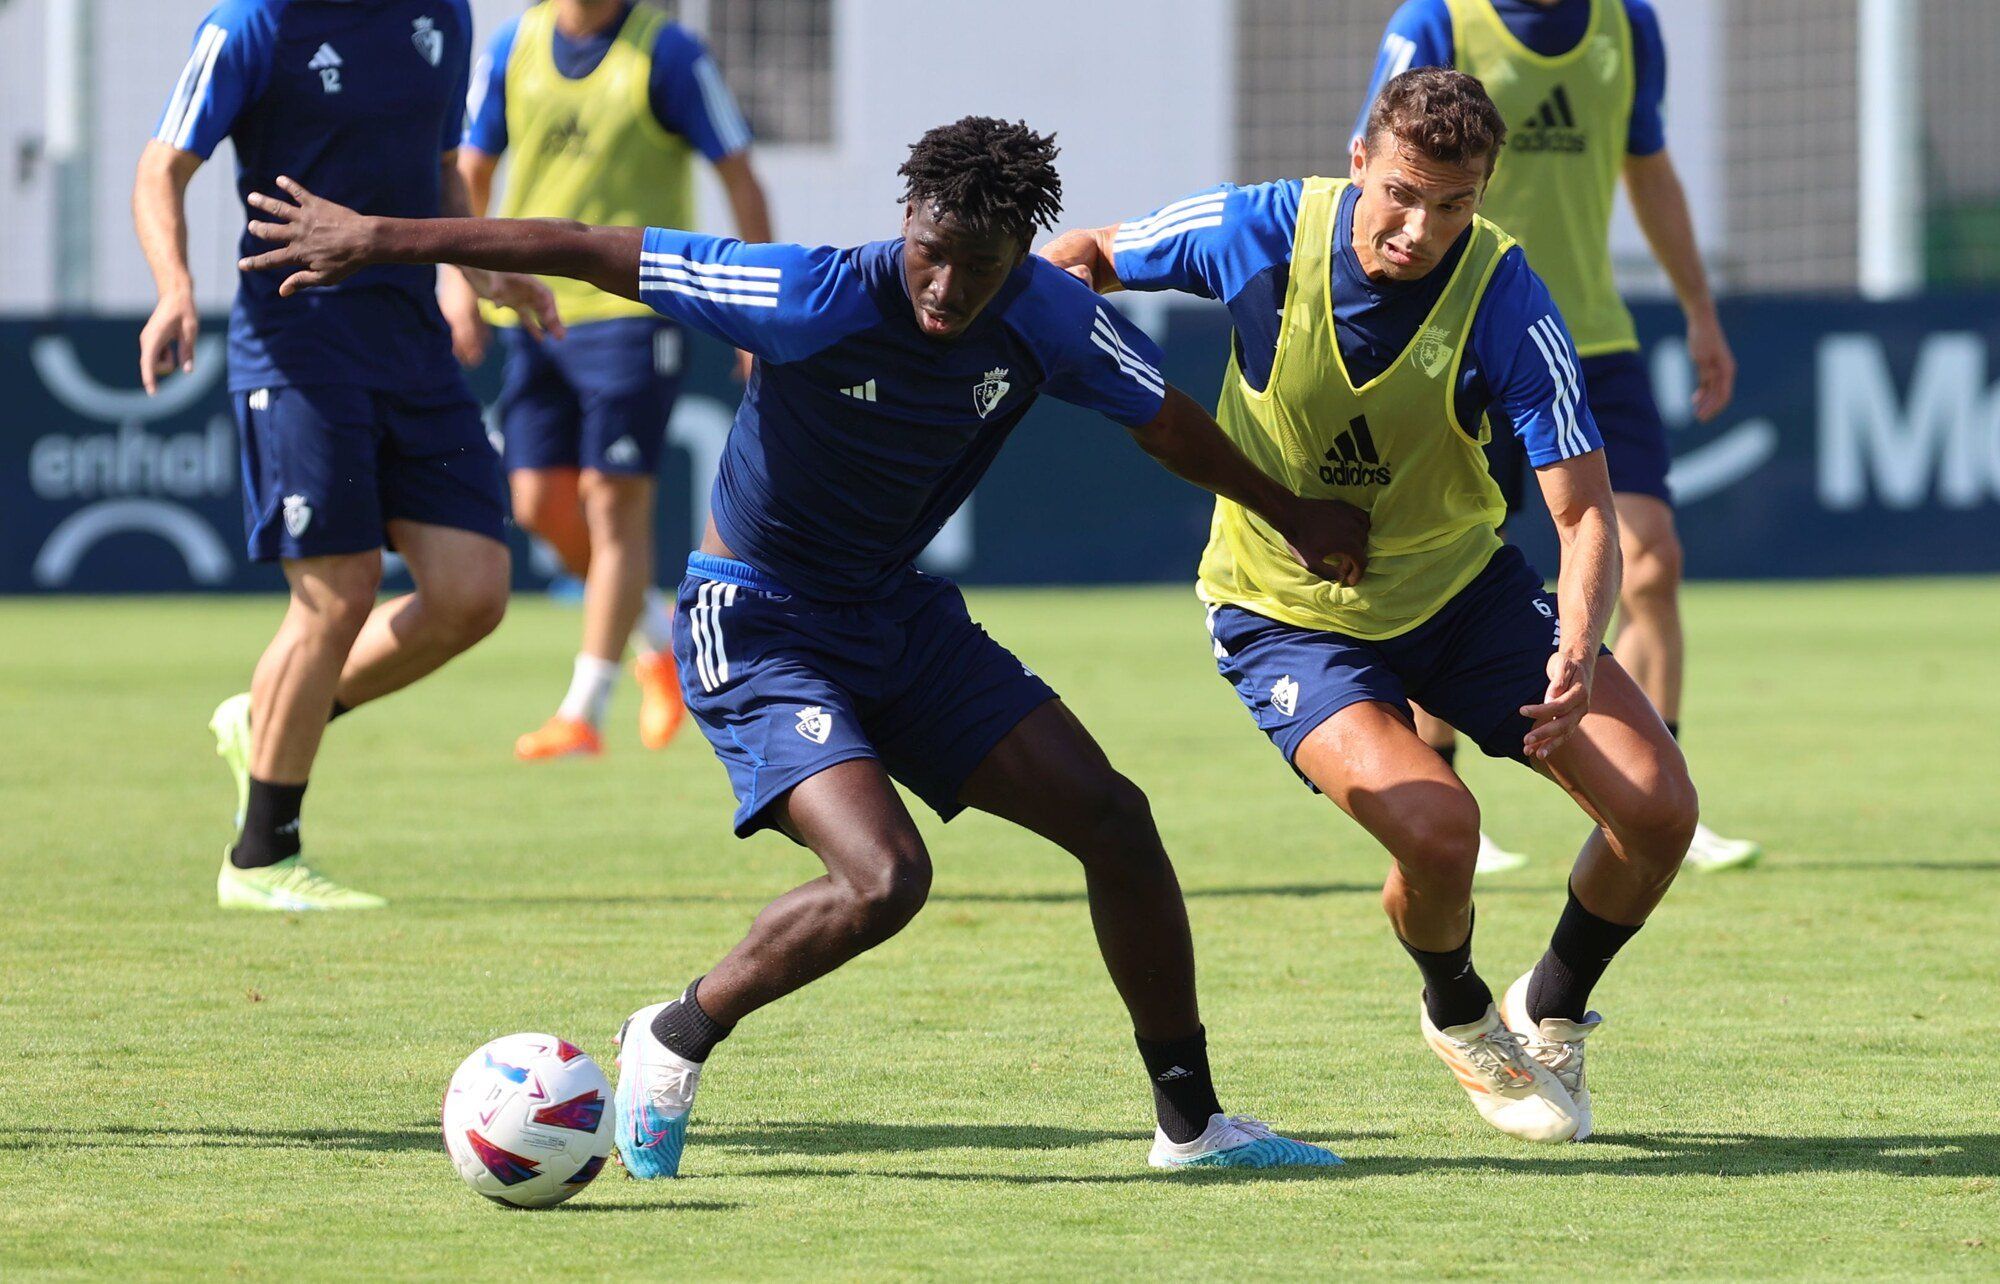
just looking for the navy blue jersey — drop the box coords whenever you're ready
[1352,0,1668,156]
[155,0,473,393]
[1113,180,1601,467]
[635,231,1168,601]
[463,5,750,161]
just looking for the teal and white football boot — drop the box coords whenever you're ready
[210,692,253,828]
[612,1001,703,1179]
[1149,1113,1343,1170]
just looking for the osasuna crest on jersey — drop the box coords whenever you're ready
[411,16,443,67]
[1270,674,1299,717]
[974,367,1011,419]
[795,706,833,744]
[1412,323,1453,379]
[282,493,313,538]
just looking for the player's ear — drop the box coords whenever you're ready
[1349,133,1369,182]
[901,201,916,236]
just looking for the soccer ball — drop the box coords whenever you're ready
[442,1033,615,1208]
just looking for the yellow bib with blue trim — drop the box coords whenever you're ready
[489,2,695,326]
[1447,0,1636,355]
[1197,177,1511,640]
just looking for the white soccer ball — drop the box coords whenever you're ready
[442,1032,615,1208]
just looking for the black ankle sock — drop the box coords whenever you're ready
[1135,1027,1223,1145]
[1400,915,1493,1030]
[1665,720,1680,741]
[1526,883,1643,1022]
[230,777,307,869]
[1435,741,1459,772]
[650,977,732,1064]
[329,699,353,722]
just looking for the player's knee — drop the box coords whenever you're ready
[1068,775,1164,867]
[306,564,382,642]
[429,566,510,648]
[1392,794,1482,885]
[844,846,932,939]
[1623,527,1684,606]
[1619,766,1700,872]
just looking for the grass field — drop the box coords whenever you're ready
[4,579,1999,1279]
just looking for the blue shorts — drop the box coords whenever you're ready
[1209,545,1593,775]
[673,553,1059,838]
[233,382,505,562]
[497,316,683,476]
[1486,349,1672,512]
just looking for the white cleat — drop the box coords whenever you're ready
[1148,1112,1342,1170]
[611,1001,704,1179]
[1473,831,1529,876]
[1420,1001,1580,1144]
[1684,822,1763,872]
[1500,971,1603,1141]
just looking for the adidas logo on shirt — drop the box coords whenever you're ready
[308,43,342,93]
[1319,416,1392,488]
[1514,84,1587,155]
[839,379,878,402]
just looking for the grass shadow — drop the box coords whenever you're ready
[418,881,1551,909]
[4,1124,439,1153]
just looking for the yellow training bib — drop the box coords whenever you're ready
[489,2,697,326]
[1447,0,1637,356]
[1197,178,1510,640]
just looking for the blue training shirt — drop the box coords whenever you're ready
[156,0,473,394]
[1111,180,1601,466]
[462,5,751,161]
[1352,0,1668,156]
[634,232,1168,601]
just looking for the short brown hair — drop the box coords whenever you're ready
[1363,67,1508,172]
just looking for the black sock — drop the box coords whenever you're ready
[329,699,352,722]
[1435,741,1459,772]
[1665,720,1679,741]
[1135,1026,1223,1145]
[1526,883,1643,1022]
[1400,914,1493,1030]
[230,777,306,869]
[650,977,732,1064]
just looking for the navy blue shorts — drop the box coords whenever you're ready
[233,381,505,562]
[1486,349,1672,513]
[1208,545,1593,775]
[497,316,683,476]
[673,553,1059,838]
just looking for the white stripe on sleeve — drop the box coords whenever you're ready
[159,24,227,150]
[1525,317,1584,458]
[1090,312,1166,397]
[692,55,751,154]
[1111,208,1227,254]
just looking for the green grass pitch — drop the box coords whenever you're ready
[3,579,1998,1278]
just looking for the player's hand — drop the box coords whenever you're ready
[138,289,199,395]
[1520,647,1595,760]
[468,268,564,343]
[439,268,489,367]
[1687,313,1736,423]
[1277,495,1370,587]
[734,348,755,383]
[238,176,378,296]
[1036,230,1104,290]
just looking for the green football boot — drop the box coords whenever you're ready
[209,692,253,828]
[217,852,387,911]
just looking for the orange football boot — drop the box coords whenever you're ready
[514,715,603,761]
[633,649,686,750]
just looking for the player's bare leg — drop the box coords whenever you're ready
[332,520,509,708]
[1295,702,1579,1142]
[1612,493,1757,870]
[214,548,388,910]
[1412,705,1528,875]
[511,467,593,579]
[1500,654,1699,1138]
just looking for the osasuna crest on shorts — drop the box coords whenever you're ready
[411,16,443,66]
[795,706,833,744]
[283,494,313,538]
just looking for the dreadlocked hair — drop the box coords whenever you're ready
[897,117,1063,246]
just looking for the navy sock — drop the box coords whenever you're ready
[329,699,353,721]
[1435,740,1459,772]
[651,977,732,1064]
[1401,914,1492,1029]
[230,777,306,869]
[1526,884,1643,1022]
[1135,1027,1223,1145]
[1665,720,1680,741]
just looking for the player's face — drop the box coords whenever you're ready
[900,204,1027,340]
[1348,135,1488,282]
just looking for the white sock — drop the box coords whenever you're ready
[636,588,676,654]
[557,654,622,727]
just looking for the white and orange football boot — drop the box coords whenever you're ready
[1420,1000,1580,1144]
[1501,971,1604,1141]
[514,715,603,762]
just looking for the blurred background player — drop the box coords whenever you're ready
[135,0,557,909]
[449,0,772,761]
[1355,0,1759,872]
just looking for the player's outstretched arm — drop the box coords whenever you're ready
[239,177,645,303]
[1522,452,1621,759]
[1131,385,1369,585]
[1039,226,1125,294]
